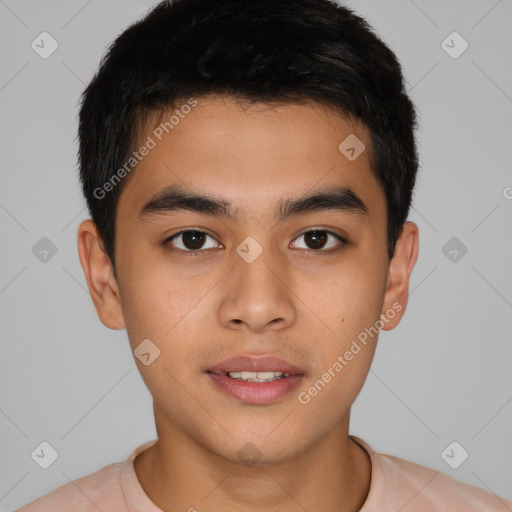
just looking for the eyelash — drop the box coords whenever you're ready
[163,228,348,258]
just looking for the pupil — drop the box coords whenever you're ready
[306,230,326,249]
[183,231,205,250]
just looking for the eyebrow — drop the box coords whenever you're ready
[138,184,369,223]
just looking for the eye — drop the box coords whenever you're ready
[163,228,347,257]
[290,228,347,253]
[164,230,221,255]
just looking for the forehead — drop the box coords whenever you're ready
[117,96,385,223]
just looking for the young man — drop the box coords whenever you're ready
[16,0,511,510]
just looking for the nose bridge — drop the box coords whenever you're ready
[219,235,296,331]
[237,239,282,292]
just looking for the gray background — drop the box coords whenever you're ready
[1,0,511,509]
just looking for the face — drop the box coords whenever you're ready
[78,95,418,465]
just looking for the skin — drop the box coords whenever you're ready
[77,95,419,512]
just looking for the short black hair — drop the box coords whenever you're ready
[78,0,419,278]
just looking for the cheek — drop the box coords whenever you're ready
[120,280,196,405]
[118,248,193,338]
[296,273,383,415]
[311,261,385,341]
[118,262,209,382]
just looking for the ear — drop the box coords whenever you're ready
[77,219,125,330]
[380,221,419,330]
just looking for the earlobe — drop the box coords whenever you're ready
[77,219,126,330]
[380,221,419,331]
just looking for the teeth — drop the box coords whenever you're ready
[227,371,290,382]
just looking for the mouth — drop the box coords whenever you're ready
[212,370,292,382]
[207,355,305,375]
[205,355,305,405]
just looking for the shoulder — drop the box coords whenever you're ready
[13,461,124,512]
[380,452,511,510]
[351,436,512,511]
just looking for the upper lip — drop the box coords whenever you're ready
[207,355,305,375]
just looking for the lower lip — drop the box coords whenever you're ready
[206,372,304,405]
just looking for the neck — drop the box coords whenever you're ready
[134,406,371,512]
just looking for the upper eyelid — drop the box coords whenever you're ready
[167,229,221,244]
[293,227,346,240]
[166,228,346,248]
[290,230,346,250]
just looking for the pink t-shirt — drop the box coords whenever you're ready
[15,436,512,511]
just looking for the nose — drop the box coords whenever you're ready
[218,243,297,333]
